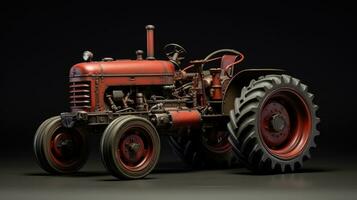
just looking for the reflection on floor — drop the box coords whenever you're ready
[0,153,355,200]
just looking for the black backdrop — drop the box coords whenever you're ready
[1,2,356,160]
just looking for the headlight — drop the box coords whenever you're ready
[82,50,93,62]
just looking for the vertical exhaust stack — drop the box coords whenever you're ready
[146,25,155,60]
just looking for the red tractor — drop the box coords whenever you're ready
[34,25,319,179]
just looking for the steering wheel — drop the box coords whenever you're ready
[164,43,187,66]
[202,49,244,77]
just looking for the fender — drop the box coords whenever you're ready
[221,68,285,114]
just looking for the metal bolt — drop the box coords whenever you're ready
[270,114,286,132]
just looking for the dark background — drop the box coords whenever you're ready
[1,2,356,163]
[1,2,357,200]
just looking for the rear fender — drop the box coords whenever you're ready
[221,69,285,114]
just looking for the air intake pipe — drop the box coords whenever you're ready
[146,25,155,60]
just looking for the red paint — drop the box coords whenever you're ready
[69,60,175,112]
[69,81,91,112]
[221,54,245,77]
[169,110,201,128]
[49,128,83,168]
[34,24,319,178]
[259,89,312,160]
[260,101,291,147]
[146,25,155,59]
[116,127,154,171]
[221,55,238,70]
[210,68,223,100]
[70,60,175,78]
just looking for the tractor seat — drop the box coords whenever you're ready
[202,54,240,77]
[220,54,239,77]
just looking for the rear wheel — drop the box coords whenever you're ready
[100,116,160,179]
[169,128,237,168]
[33,116,88,174]
[227,74,319,172]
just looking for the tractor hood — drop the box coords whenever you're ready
[70,60,175,78]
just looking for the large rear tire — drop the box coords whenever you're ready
[33,116,88,174]
[100,116,160,179]
[227,74,319,172]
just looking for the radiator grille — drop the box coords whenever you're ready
[69,81,91,111]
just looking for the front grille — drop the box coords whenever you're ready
[69,81,91,111]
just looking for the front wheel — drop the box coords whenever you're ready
[227,74,320,172]
[100,116,160,179]
[33,116,88,174]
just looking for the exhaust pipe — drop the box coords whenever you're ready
[146,25,155,60]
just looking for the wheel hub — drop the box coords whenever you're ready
[120,133,145,164]
[261,101,291,147]
[258,88,314,160]
[53,133,75,158]
[127,143,141,152]
[49,128,84,168]
[57,139,74,157]
[270,114,286,132]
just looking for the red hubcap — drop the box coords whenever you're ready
[259,89,312,160]
[117,128,153,171]
[50,129,82,167]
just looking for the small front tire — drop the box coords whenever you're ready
[33,116,88,174]
[100,116,160,179]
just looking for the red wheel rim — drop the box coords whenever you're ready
[116,127,154,171]
[259,88,312,160]
[50,128,83,168]
[203,130,232,154]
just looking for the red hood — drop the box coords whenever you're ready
[70,60,175,77]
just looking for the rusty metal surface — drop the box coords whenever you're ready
[146,25,155,60]
[33,24,319,181]
[209,68,223,100]
[70,60,175,78]
[168,110,201,129]
[69,81,92,112]
[220,55,238,77]
[69,60,175,112]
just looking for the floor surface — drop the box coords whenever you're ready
[0,152,355,200]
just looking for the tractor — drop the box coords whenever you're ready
[33,25,319,179]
